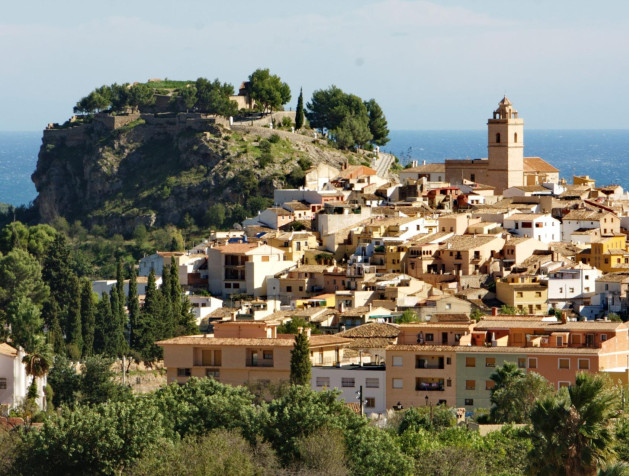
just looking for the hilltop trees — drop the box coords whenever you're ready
[246,68,291,113]
[194,78,238,116]
[305,85,389,149]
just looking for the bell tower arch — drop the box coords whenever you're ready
[486,96,524,193]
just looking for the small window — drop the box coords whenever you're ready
[601,334,607,342]
[286,286,292,292]
[486,380,495,390]
[263,351,273,360]
[262,256,270,262]
[464,398,474,406]
[392,356,403,367]
[426,334,434,342]
[496,133,501,144]
[466,357,476,367]
[485,357,496,367]
[466,380,476,390]
[365,397,376,408]
[392,378,403,389]
[446,357,452,365]
[578,359,590,370]
[559,381,571,389]
[528,358,537,369]
[559,358,570,370]
[316,377,330,387]
[0,378,6,389]
[514,132,518,143]
[518,358,526,369]
[341,378,355,388]
[177,368,191,377]
[366,378,380,388]
[206,369,220,380]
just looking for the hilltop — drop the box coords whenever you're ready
[32,111,386,234]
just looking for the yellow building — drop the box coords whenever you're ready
[577,234,629,273]
[495,274,548,315]
[267,231,320,263]
[158,321,349,386]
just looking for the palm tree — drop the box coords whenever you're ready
[529,372,618,476]
[21,340,53,408]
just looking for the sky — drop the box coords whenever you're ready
[2,0,629,131]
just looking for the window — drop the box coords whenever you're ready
[559,358,570,369]
[485,357,496,367]
[177,368,191,377]
[286,286,292,292]
[341,378,355,388]
[366,378,380,388]
[516,292,523,298]
[446,357,452,365]
[392,356,403,367]
[535,292,542,297]
[262,256,270,262]
[578,359,590,370]
[486,380,495,390]
[559,382,571,389]
[518,358,526,369]
[365,397,376,408]
[528,358,537,369]
[496,133,501,143]
[514,132,518,143]
[392,378,403,389]
[601,334,608,342]
[426,334,434,342]
[466,380,476,390]
[569,288,574,293]
[465,357,476,367]
[557,336,563,346]
[464,398,474,406]
[0,378,6,389]
[316,377,330,387]
[206,369,220,380]
[263,351,273,360]
[446,303,452,310]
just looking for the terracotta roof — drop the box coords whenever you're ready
[345,337,396,349]
[338,322,400,338]
[442,235,500,251]
[0,343,17,357]
[505,213,548,221]
[523,157,559,173]
[157,334,350,347]
[212,243,258,253]
[563,210,613,221]
[386,344,600,354]
[474,320,627,331]
[509,185,550,193]
[429,313,471,323]
[403,163,446,173]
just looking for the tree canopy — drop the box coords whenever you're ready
[305,85,389,149]
[246,68,291,113]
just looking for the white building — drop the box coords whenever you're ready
[311,365,387,416]
[561,210,620,243]
[188,295,224,326]
[503,213,560,243]
[547,263,601,310]
[0,344,46,411]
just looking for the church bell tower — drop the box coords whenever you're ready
[486,96,524,193]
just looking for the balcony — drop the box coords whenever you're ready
[246,360,274,368]
[415,356,444,369]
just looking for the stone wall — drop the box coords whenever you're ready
[93,112,142,131]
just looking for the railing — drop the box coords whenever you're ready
[415,384,444,391]
[246,361,274,368]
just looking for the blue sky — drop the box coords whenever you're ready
[3,0,629,130]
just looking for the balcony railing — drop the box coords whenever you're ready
[415,383,444,391]
[246,361,274,368]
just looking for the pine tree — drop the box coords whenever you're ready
[65,275,83,356]
[80,279,95,357]
[127,267,140,350]
[290,331,311,386]
[295,88,304,130]
[93,292,111,355]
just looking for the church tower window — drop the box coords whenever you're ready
[496,133,501,144]
[514,132,518,143]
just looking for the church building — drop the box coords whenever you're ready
[445,97,558,194]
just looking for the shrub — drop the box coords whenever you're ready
[269,133,281,143]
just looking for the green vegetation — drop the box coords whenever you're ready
[289,331,311,386]
[246,68,291,113]
[295,87,305,129]
[395,309,420,323]
[305,85,389,149]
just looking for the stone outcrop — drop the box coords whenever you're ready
[32,113,363,234]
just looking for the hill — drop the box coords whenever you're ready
[32,111,379,234]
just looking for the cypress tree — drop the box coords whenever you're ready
[290,331,311,386]
[136,269,163,362]
[42,234,75,331]
[107,289,126,357]
[93,292,111,355]
[49,313,66,355]
[295,88,304,130]
[80,279,95,357]
[65,275,83,357]
[115,259,125,320]
[161,264,174,338]
[169,257,182,323]
[128,267,139,350]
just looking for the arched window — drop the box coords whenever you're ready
[496,133,501,144]
[514,132,518,143]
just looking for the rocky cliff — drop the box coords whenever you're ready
[33,113,366,234]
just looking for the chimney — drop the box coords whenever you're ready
[305,328,311,338]
[297,326,304,334]
[231,311,238,321]
[491,307,498,316]
[561,311,567,324]
[422,160,426,166]
[368,302,373,311]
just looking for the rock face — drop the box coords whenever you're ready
[32,113,358,234]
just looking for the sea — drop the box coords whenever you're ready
[0,129,628,207]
